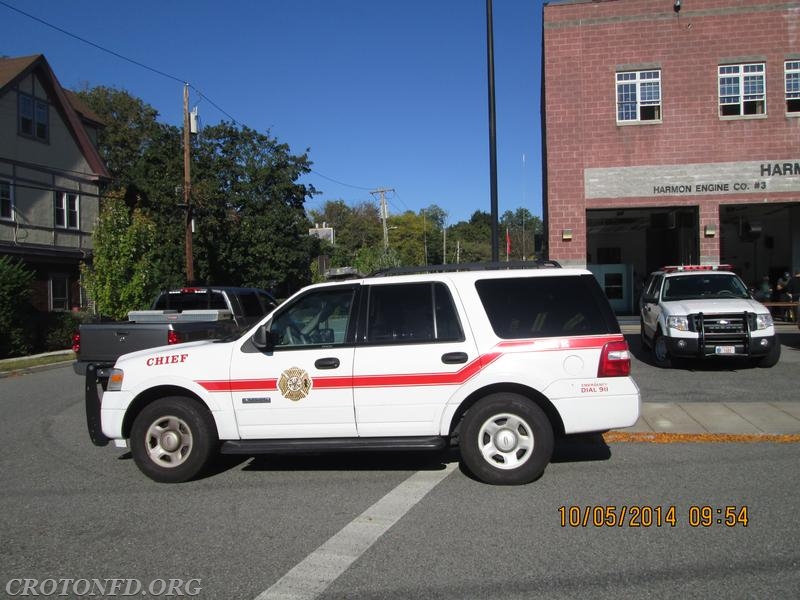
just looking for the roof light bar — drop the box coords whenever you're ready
[661,264,734,273]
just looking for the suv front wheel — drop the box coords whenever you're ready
[460,393,554,485]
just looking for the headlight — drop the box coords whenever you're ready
[667,316,689,331]
[107,368,124,391]
[755,313,773,331]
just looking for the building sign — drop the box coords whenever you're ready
[585,160,800,199]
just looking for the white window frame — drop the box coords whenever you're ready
[616,70,662,124]
[49,274,70,312]
[55,191,80,230]
[786,60,800,115]
[718,63,766,117]
[0,179,12,221]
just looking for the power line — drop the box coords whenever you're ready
[0,0,380,200]
[0,0,184,85]
[308,169,375,191]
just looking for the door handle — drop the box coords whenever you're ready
[441,352,468,364]
[314,357,340,369]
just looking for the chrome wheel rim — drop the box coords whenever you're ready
[144,415,193,468]
[477,413,534,470]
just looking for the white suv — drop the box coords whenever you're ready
[640,265,780,368]
[86,264,640,485]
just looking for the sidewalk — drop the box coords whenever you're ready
[622,402,800,436]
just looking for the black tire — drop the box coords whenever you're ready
[652,331,672,368]
[640,320,650,349]
[459,393,554,485]
[130,397,218,483]
[757,338,781,368]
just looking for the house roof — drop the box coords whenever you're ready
[0,54,110,180]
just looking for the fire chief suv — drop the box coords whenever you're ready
[86,262,640,486]
[639,265,780,368]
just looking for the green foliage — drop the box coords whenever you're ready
[0,256,35,358]
[500,208,543,260]
[191,122,316,296]
[81,193,160,319]
[36,311,89,352]
[76,86,318,299]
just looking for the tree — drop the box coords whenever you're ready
[77,86,318,301]
[0,256,35,357]
[500,208,543,260]
[80,192,159,319]
[447,211,493,263]
[191,122,317,297]
[308,200,383,269]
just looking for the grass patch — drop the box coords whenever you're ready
[0,352,74,374]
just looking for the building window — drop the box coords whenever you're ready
[49,274,70,311]
[719,63,765,117]
[786,60,800,114]
[616,70,661,123]
[0,180,12,220]
[18,92,49,141]
[55,192,79,229]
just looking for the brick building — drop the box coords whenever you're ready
[542,0,800,313]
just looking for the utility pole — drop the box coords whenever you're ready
[370,187,395,249]
[182,83,194,284]
[486,0,499,261]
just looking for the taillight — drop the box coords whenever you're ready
[72,332,81,354]
[167,330,182,345]
[598,340,631,377]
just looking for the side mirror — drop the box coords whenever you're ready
[252,325,278,351]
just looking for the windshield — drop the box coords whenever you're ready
[662,274,750,301]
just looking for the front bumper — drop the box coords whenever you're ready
[665,333,777,359]
[85,365,109,446]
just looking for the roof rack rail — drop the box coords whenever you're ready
[369,260,562,277]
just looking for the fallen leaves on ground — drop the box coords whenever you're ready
[603,432,800,443]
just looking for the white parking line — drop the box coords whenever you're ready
[253,463,458,600]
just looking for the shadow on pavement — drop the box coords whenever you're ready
[552,433,611,463]
[201,435,613,480]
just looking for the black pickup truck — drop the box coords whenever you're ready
[73,287,277,384]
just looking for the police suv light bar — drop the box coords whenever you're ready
[661,264,734,273]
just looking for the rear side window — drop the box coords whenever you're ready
[476,275,616,339]
[365,282,464,344]
[238,291,266,317]
[153,291,228,311]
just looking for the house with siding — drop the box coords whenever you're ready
[0,54,109,311]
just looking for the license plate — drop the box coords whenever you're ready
[715,346,735,355]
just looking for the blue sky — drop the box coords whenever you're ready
[2,0,547,224]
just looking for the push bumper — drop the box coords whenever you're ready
[85,364,109,446]
[665,334,777,359]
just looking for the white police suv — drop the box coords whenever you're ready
[86,263,640,485]
[640,265,780,368]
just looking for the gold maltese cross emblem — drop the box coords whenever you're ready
[278,367,313,401]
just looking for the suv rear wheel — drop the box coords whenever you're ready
[460,393,554,485]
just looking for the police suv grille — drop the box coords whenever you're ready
[690,313,749,339]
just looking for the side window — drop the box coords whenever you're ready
[365,282,463,345]
[237,291,264,317]
[271,288,354,348]
[476,276,609,339]
[644,274,662,300]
